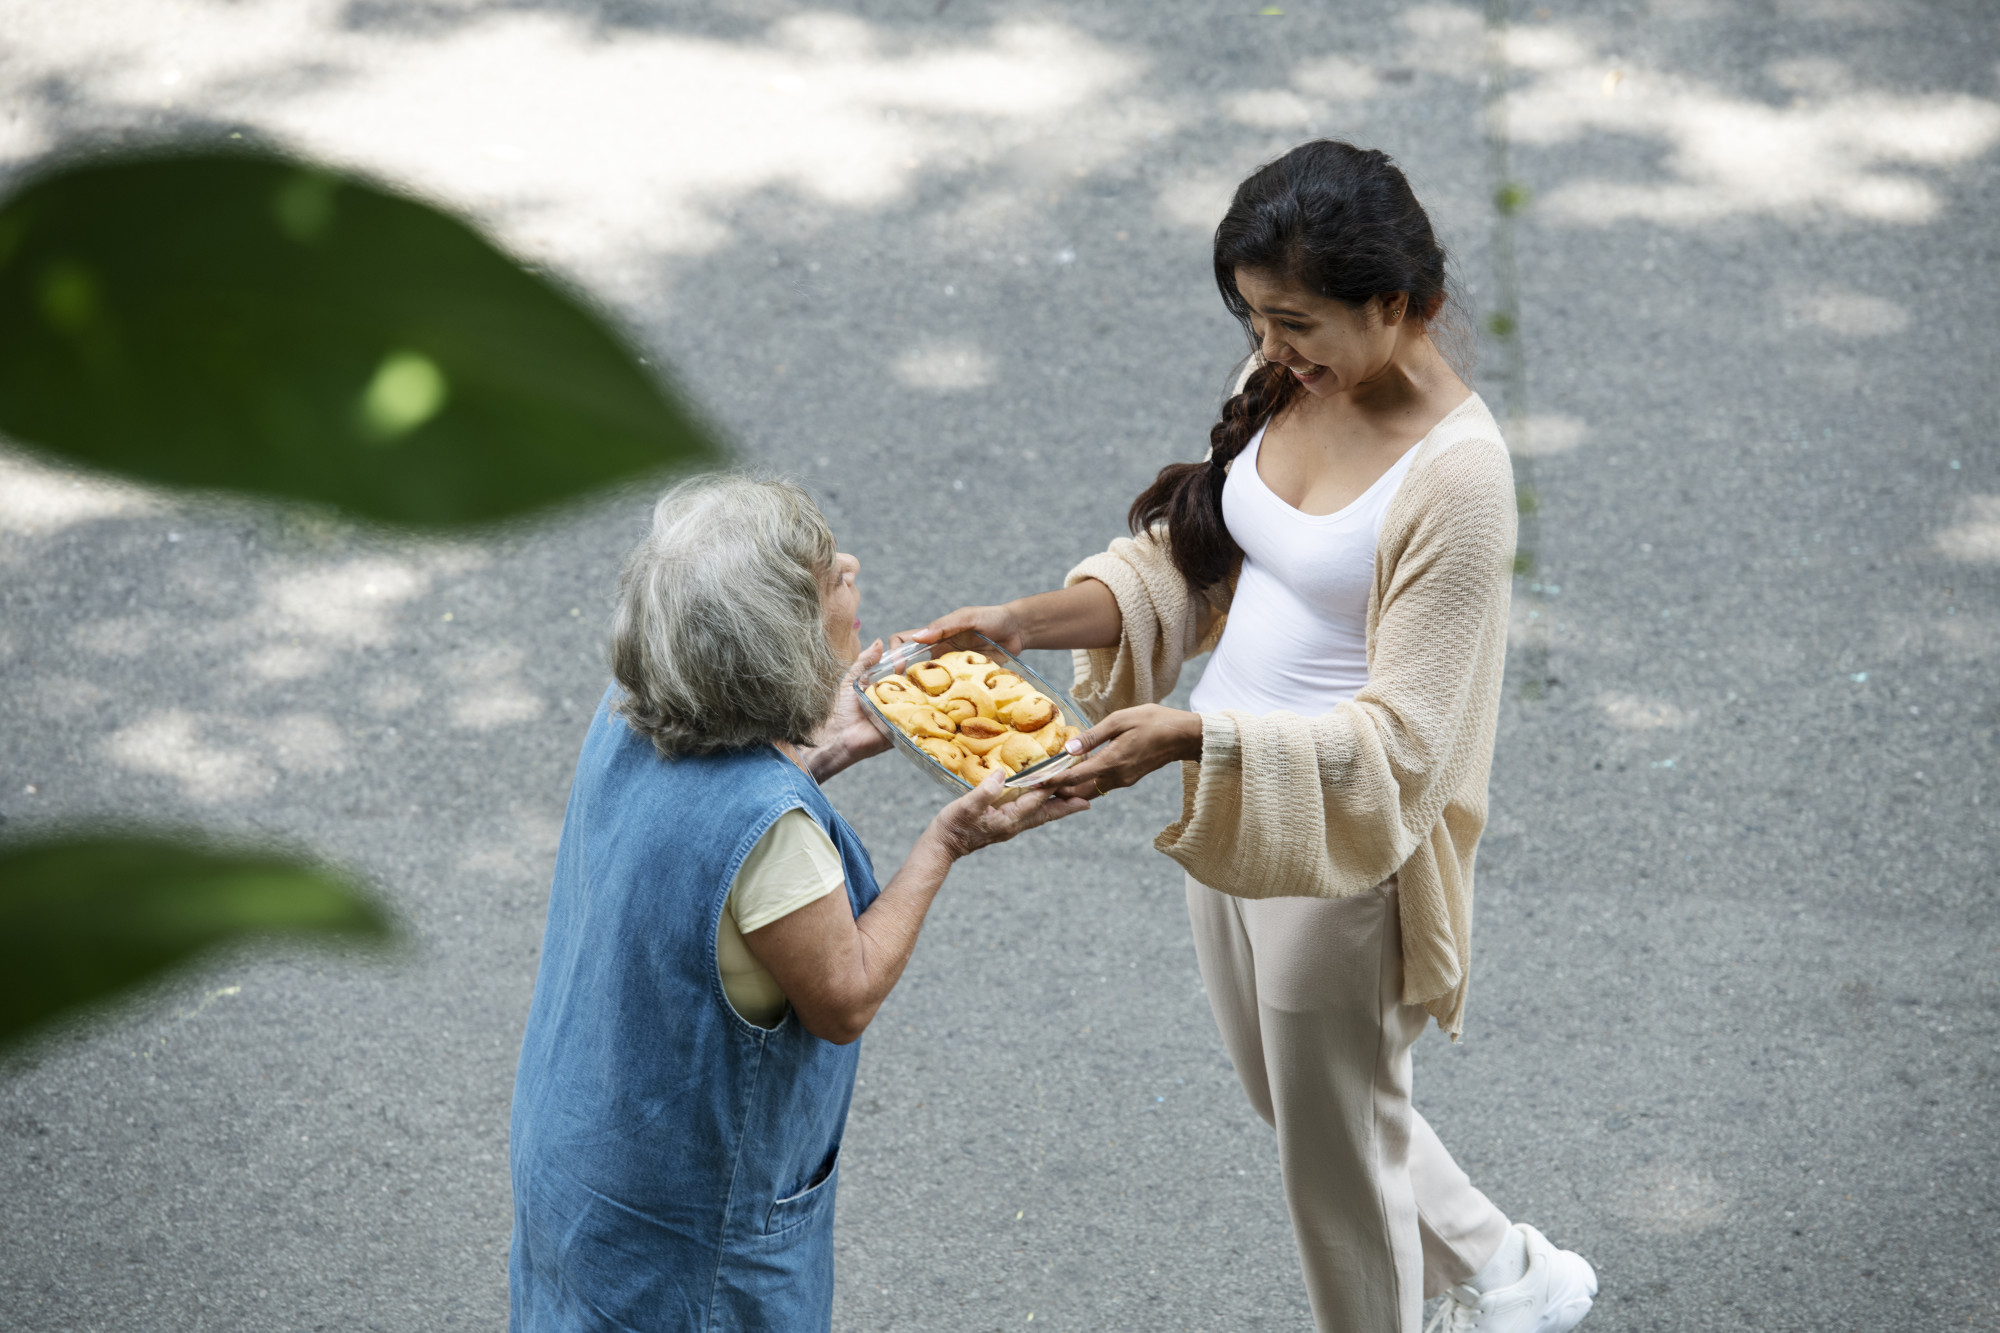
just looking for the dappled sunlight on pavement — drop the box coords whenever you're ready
[0,4,1158,280]
[3,0,1999,1329]
[1505,20,2000,224]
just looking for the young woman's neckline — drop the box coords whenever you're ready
[1246,390,1475,523]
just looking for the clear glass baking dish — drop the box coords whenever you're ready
[854,629,1086,798]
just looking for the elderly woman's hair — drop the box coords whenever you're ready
[611,473,845,757]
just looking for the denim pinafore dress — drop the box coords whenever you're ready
[508,689,881,1332]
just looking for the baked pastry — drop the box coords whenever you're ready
[907,661,954,696]
[958,750,1004,785]
[868,676,923,709]
[1024,720,1080,757]
[936,650,991,677]
[905,706,959,741]
[863,647,1077,788]
[1004,692,1057,733]
[942,677,999,721]
[953,716,1009,755]
[915,737,967,770]
[878,700,926,730]
[988,676,1034,715]
[993,732,1046,774]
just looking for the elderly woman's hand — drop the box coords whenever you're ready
[795,640,895,782]
[931,771,1092,859]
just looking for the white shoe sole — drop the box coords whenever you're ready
[1534,1249,1598,1333]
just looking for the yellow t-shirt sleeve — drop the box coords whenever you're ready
[714,810,845,1028]
[730,809,845,933]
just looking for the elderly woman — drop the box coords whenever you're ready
[508,475,1086,1332]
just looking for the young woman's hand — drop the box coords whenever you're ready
[1046,705,1204,800]
[893,604,1026,655]
[930,771,1090,858]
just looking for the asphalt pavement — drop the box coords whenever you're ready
[2,1,1996,1330]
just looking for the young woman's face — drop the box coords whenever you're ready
[822,550,862,664]
[1234,267,1406,400]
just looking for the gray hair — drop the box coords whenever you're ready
[610,473,844,757]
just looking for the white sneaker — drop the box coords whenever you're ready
[1422,1224,1597,1333]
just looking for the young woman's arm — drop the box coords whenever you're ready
[742,775,1089,1044]
[900,532,1230,799]
[897,578,1123,655]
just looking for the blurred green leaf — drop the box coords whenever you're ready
[0,148,721,527]
[1494,181,1533,216]
[0,832,392,1053]
[1486,311,1517,338]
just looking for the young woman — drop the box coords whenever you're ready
[909,142,1596,1333]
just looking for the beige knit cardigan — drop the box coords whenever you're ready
[1064,392,1516,1036]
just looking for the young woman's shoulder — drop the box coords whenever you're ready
[1401,393,1514,513]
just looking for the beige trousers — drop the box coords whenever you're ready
[1186,876,1512,1333]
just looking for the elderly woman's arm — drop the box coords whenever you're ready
[743,775,1087,1044]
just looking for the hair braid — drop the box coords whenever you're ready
[1127,360,1296,588]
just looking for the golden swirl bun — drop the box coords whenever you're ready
[907,706,959,741]
[1025,720,1078,757]
[994,732,1046,773]
[907,661,953,696]
[869,676,922,709]
[958,750,1004,785]
[942,677,999,721]
[988,678,1033,714]
[915,737,967,770]
[953,715,1009,755]
[936,696,978,725]
[1005,692,1057,733]
[880,701,927,730]
[936,650,991,677]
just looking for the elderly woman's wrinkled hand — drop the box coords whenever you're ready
[930,771,1091,859]
[796,640,895,782]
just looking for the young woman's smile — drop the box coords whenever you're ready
[1234,265,1413,402]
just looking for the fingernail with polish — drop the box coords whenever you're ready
[1065,737,1084,755]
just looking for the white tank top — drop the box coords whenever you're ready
[1188,422,1420,715]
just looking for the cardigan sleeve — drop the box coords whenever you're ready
[1063,527,1233,720]
[1157,438,1517,900]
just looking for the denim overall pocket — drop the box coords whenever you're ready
[765,1144,840,1235]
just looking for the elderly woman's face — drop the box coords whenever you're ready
[822,551,862,664]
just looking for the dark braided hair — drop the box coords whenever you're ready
[1128,140,1455,589]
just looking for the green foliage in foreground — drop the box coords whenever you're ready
[0,834,392,1053]
[0,148,719,527]
[0,144,726,1052]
